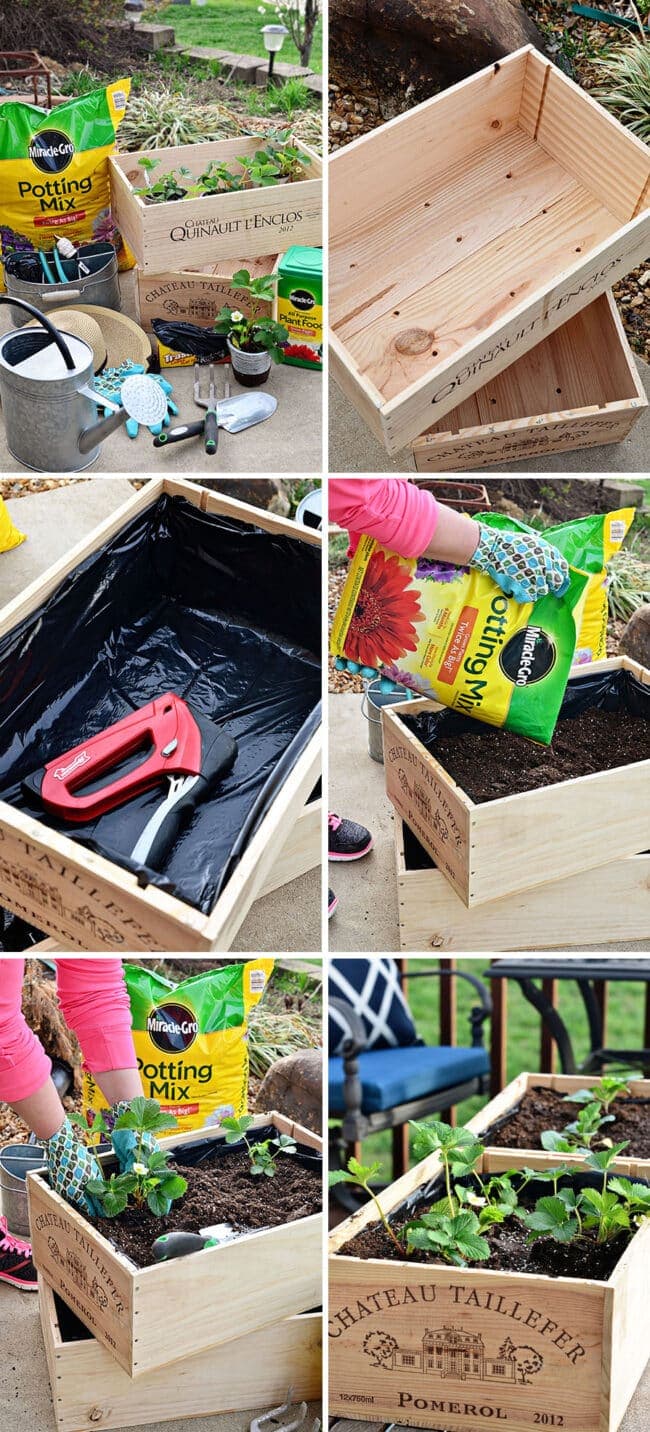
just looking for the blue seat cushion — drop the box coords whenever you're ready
[328,1044,490,1114]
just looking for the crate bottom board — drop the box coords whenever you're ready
[39,1278,322,1432]
[396,819,650,950]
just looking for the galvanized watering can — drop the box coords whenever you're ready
[0,296,166,472]
[0,1143,46,1238]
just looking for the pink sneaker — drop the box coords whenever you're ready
[328,813,374,861]
[0,1215,38,1291]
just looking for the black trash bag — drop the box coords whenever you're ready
[0,493,321,914]
[152,320,229,362]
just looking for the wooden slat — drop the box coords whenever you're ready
[534,67,650,222]
[541,978,557,1073]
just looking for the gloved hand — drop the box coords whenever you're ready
[46,1116,104,1216]
[107,1101,160,1173]
[93,364,178,439]
[470,524,570,605]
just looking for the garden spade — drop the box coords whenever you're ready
[152,1221,271,1260]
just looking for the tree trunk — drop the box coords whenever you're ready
[330,0,547,113]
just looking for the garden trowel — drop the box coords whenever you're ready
[152,1221,271,1261]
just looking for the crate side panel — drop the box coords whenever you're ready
[383,713,471,904]
[470,759,650,906]
[535,68,650,222]
[396,851,650,950]
[133,1214,322,1375]
[329,1256,604,1432]
[29,1176,135,1375]
[0,808,209,952]
[330,50,528,252]
[411,405,642,472]
[604,1219,650,1431]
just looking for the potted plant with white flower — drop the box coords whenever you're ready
[214,269,288,386]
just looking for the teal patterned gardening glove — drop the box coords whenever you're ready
[46,1116,104,1216]
[470,523,570,605]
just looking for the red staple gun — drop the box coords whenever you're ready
[23,694,237,870]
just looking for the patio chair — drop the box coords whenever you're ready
[329,959,491,1190]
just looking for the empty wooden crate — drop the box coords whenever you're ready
[330,46,650,453]
[394,817,650,950]
[39,1278,322,1432]
[411,291,647,470]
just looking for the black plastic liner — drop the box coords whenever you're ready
[175,1123,322,1174]
[402,663,649,757]
[0,493,320,914]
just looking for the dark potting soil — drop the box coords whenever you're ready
[486,1088,650,1160]
[87,1147,320,1269]
[429,707,649,802]
[341,1188,628,1281]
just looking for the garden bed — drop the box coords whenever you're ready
[383,656,650,906]
[420,706,649,803]
[329,1145,650,1432]
[28,1114,322,1377]
[469,1073,650,1165]
[110,135,322,270]
[86,1130,321,1269]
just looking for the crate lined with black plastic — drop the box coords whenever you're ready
[0,480,321,951]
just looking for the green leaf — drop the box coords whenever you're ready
[585,1143,630,1173]
[146,1186,171,1217]
[113,1109,139,1131]
[100,1188,129,1217]
[327,1170,355,1187]
[540,1129,575,1153]
[347,1157,382,1184]
[522,1196,578,1242]
[158,1174,187,1200]
[231,269,251,288]
[146,1149,172,1172]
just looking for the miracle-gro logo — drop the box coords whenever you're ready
[147,1002,198,1053]
[29,129,75,174]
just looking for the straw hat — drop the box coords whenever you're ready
[49,305,151,369]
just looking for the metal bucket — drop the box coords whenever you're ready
[0,1144,46,1238]
[4,244,120,327]
[0,295,103,471]
[361,678,410,763]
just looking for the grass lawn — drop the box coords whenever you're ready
[155,2,323,73]
[353,959,647,1171]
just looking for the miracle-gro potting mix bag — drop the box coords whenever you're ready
[83,959,274,1133]
[331,508,634,745]
[0,80,133,283]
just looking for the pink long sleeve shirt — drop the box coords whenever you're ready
[0,958,137,1101]
[328,478,439,559]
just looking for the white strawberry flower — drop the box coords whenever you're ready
[230,310,244,322]
[132,1162,147,1176]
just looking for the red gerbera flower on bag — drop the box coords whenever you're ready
[346,550,423,668]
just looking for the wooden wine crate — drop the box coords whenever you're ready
[28,1114,322,1379]
[330,46,650,454]
[411,292,647,471]
[0,478,321,952]
[39,1277,321,1432]
[329,1148,650,1432]
[466,1072,650,1175]
[395,818,650,950]
[110,137,322,270]
[136,254,278,333]
[383,656,650,908]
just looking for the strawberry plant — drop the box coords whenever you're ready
[84,1098,186,1217]
[221,1115,297,1177]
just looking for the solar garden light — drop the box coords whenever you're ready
[262,24,288,84]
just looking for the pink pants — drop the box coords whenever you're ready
[0,958,137,1102]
